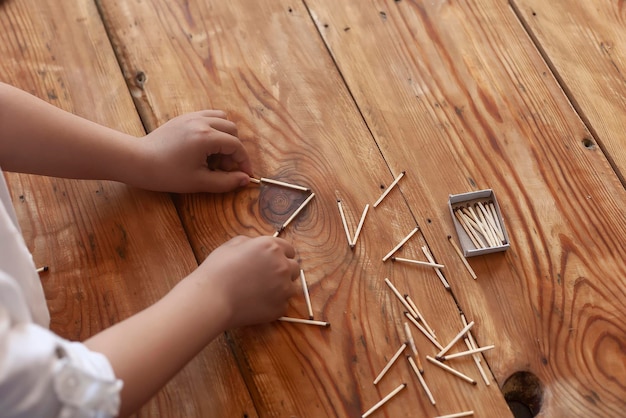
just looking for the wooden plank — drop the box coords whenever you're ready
[305,0,626,417]
[0,1,257,417]
[96,0,513,416]
[511,0,626,183]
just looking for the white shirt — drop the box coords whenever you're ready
[0,169,122,418]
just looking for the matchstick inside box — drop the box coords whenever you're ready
[448,189,510,257]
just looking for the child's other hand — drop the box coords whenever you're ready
[137,111,253,193]
[189,236,301,329]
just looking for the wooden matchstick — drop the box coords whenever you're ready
[337,200,353,247]
[462,207,494,247]
[404,295,437,339]
[281,193,315,230]
[404,322,424,373]
[447,235,477,280]
[249,177,262,184]
[373,171,405,208]
[465,337,490,386]
[488,201,504,239]
[426,356,476,385]
[272,229,282,238]
[278,317,330,327]
[384,278,418,318]
[361,383,407,418]
[477,201,504,243]
[405,312,444,351]
[36,266,49,274]
[473,204,499,247]
[382,227,419,262]
[392,257,444,269]
[259,177,310,192]
[421,246,450,289]
[436,321,474,358]
[434,411,474,418]
[352,204,370,247]
[408,356,435,405]
[300,269,314,320]
[373,343,407,385]
[458,208,487,247]
[440,345,495,361]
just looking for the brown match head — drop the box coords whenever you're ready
[308,315,314,320]
[350,244,355,250]
[391,257,396,262]
[447,235,452,239]
[472,381,477,386]
[401,171,406,175]
[324,322,331,327]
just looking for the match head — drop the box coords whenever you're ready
[472,381,477,386]
[391,257,396,262]
[401,171,406,174]
[447,235,452,239]
[350,244,355,250]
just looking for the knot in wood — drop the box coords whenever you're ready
[259,186,308,228]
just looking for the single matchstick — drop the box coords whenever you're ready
[426,356,476,385]
[382,227,419,262]
[403,322,424,373]
[465,337,490,386]
[300,269,314,320]
[36,266,49,274]
[405,312,444,351]
[392,257,444,269]
[421,246,450,289]
[272,229,282,238]
[404,295,437,339]
[408,356,435,405]
[447,235,477,280]
[278,317,330,327]
[488,201,504,239]
[337,200,353,247]
[436,321,474,358]
[373,343,407,385]
[352,204,370,247]
[259,177,310,192]
[249,177,262,184]
[434,411,474,418]
[373,171,405,208]
[361,383,407,418]
[384,278,418,318]
[281,193,316,230]
[440,345,495,361]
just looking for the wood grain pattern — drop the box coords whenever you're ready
[511,0,626,184]
[306,0,626,417]
[0,1,256,417]
[96,0,513,416]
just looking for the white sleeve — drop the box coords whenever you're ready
[0,271,123,418]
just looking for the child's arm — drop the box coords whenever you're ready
[0,82,252,192]
[85,235,299,417]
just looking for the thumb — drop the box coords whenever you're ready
[202,170,250,193]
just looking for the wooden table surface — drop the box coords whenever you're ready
[2,1,625,417]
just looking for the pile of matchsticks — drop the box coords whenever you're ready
[452,200,506,250]
[360,277,493,418]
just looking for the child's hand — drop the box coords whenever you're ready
[188,236,301,329]
[136,110,253,193]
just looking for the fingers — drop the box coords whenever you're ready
[200,170,250,193]
[202,131,253,176]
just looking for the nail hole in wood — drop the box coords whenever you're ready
[582,138,595,149]
[135,71,146,86]
[502,371,544,417]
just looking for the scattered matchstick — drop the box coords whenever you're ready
[280,193,316,231]
[434,411,474,418]
[278,317,330,327]
[337,200,353,247]
[259,177,310,192]
[373,343,407,385]
[382,227,419,262]
[36,266,49,274]
[465,337,490,386]
[404,295,437,339]
[373,171,405,208]
[439,345,495,361]
[421,246,450,289]
[300,269,314,320]
[352,204,370,247]
[447,235,477,280]
[384,278,418,318]
[405,312,444,351]
[436,321,474,358]
[392,257,444,269]
[361,383,407,418]
[408,356,435,405]
[403,322,423,373]
[426,356,476,385]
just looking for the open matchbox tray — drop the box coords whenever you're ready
[448,189,510,257]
